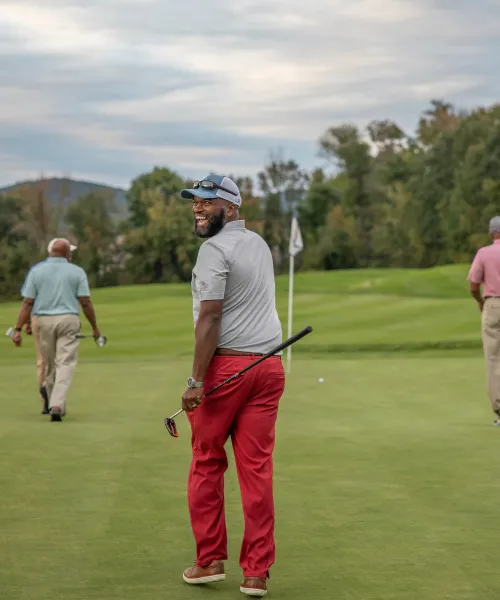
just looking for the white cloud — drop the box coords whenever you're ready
[409,76,485,100]
[0,0,499,188]
[0,86,56,124]
[339,0,421,22]
[0,3,117,56]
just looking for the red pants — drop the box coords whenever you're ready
[187,354,285,578]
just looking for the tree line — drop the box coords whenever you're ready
[1,98,499,299]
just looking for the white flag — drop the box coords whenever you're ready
[289,215,304,257]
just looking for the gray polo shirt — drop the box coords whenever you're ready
[191,220,282,353]
[21,257,90,316]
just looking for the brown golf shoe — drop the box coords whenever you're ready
[182,560,225,585]
[240,577,267,596]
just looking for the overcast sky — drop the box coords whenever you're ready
[1,0,499,189]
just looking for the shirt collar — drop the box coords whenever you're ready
[222,219,245,232]
[47,257,68,262]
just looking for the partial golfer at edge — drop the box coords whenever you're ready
[178,174,286,597]
[10,238,102,422]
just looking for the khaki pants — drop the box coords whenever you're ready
[482,298,500,415]
[36,314,81,414]
[31,316,46,388]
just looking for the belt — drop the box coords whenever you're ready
[214,348,265,356]
[485,296,500,299]
[214,348,282,359]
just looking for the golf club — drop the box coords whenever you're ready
[164,325,313,438]
[6,327,107,348]
[5,327,29,340]
[76,333,107,347]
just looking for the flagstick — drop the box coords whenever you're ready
[287,253,294,375]
[287,210,303,375]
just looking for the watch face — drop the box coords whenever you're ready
[187,377,202,388]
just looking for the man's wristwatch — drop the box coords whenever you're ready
[187,377,204,389]
[14,327,22,332]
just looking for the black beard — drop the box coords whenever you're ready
[194,209,226,238]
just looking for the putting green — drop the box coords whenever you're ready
[1,266,497,599]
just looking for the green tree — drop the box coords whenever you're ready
[262,192,287,272]
[445,105,500,260]
[371,182,418,268]
[124,190,199,283]
[65,192,117,287]
[319,124,374,266]
[12,180,54,255]
[298,169,342,233]
[258,154,309,271]
[317,205,359,270]
[126,167,186,227]
[367,119,406,153]
[234,176,263,235]
[417,99,462,147]
[0,194,37,299]
[258,151,309,213]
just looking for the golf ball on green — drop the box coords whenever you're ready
[318,377,324,383]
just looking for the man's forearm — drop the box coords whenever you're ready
[15,300,33,329]
[471,289,483,304]
[81,301,98,329]
[192,313,221,381]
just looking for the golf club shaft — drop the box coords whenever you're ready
[203,325,313,398]
[169,325,313,418]
[233,325,312,372]
[76,333,107,347]
[169,408,184,419]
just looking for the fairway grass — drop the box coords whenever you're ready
[0,356,498,600]
[0,264,483,363]
[1,265,497,599]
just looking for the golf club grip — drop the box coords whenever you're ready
[262,325,313,357]
[238,324,313,368]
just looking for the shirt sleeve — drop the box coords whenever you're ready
[77,270,91,297]
[194,242,228,301]
[21,270,37,299]
[467,250,484,284]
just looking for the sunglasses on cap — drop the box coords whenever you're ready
[193,179,237,197]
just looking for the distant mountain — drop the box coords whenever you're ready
[0,177,128,216]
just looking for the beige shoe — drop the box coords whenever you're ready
[240,577,267,596]
[183,560,225,585]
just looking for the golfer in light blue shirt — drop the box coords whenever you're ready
[11,238,102,422]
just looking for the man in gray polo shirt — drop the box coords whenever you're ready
[178,174,285,597]
[11,238,101,422]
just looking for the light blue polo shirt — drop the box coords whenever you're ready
[21,258,91,316]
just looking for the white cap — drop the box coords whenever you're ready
[47,238,77,253]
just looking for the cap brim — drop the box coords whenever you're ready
[180,188,219,200]
[70,245,77,251]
